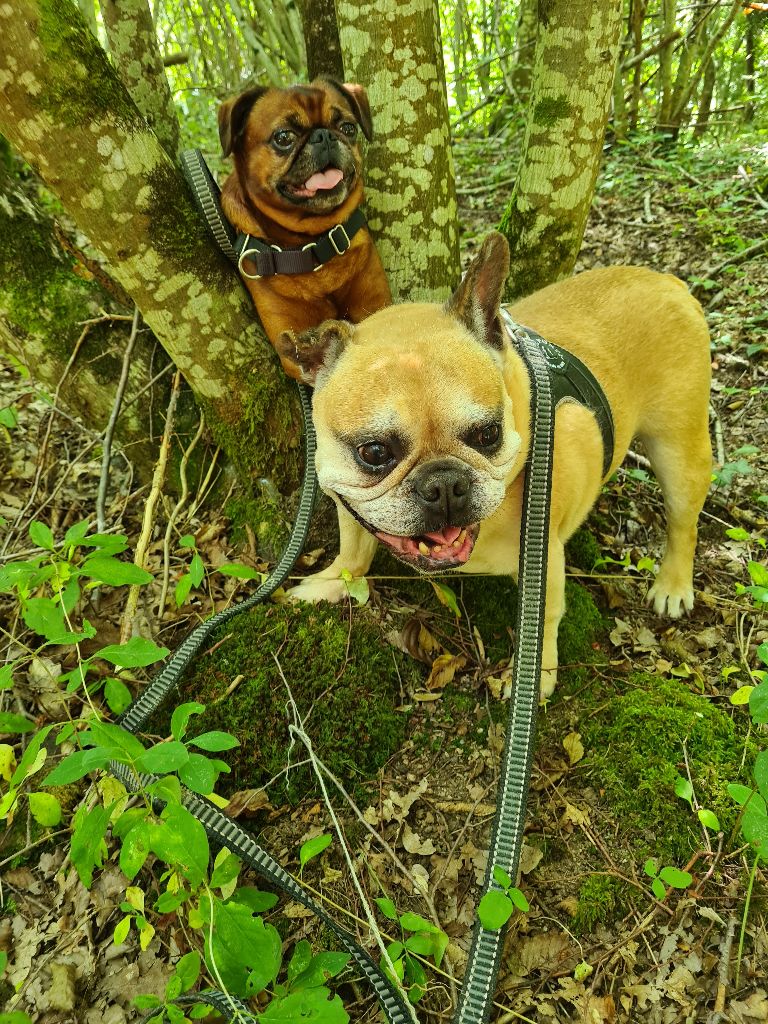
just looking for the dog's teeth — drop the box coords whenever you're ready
[418,541,430,556]
[452,539,461,548]
[458,529,467,545]
[433,545,442,554]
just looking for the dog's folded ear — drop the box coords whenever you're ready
[318,79,374,141]
[446,231,510,350]
[276,321,354,385]
[218,87,270,156]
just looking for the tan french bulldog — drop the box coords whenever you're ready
[277,232,712,696]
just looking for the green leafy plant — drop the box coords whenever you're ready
[642,858,693,902]
[476,865,530,930]
[375,898,448,1004]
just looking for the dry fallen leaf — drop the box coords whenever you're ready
[402,824,436,856]
[425,652,467,690]
[224,788,272,818]
[563,731,585,765]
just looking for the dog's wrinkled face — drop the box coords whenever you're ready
[218,78,371,221]
[279,285,522,572]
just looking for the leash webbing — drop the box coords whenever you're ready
[453,318,554,1024]
[108,151,557,1023]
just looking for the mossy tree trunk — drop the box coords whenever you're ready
[100,0,181,160]
[0,0,301,493]
[297,0,344,80]
[499,0,622,299]
[337,0,460,301]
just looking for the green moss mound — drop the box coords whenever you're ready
[572,874,628,934]
[167,601,414,802]
[582,675,748,861]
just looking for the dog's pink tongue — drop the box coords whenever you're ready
[424,526,463,545]
[303,168,343,192]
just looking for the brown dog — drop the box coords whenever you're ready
[218,78,391,376]
[276,233,713,697]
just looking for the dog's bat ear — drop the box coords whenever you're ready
[276,321,354,385]
[319,78,374,141]
[446,232,510,351]
[218,87,269,156]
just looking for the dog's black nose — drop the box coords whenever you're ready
[309,128,334,163]
[413,460,471,526]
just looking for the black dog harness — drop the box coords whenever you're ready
[500,309,615,479]
[180,148,367,280]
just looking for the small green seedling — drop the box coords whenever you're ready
[643,857,692,902]
[477,865,530,930]
[674,775,721,832]
[375,898,448,1004]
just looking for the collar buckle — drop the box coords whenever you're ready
[327,223,351,256]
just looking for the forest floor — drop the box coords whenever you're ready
[1,133,768,1024]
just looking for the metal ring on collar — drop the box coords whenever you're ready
[237,238,283,280]
[301,240,322,271]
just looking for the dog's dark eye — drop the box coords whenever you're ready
[339,122,357,138]
[466,423,501,449]
[272,129,296,151]
[356,441,394,469]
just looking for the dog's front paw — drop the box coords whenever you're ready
[286,575,351,605]
[647,576,694,618]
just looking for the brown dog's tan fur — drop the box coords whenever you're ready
[218,78,391,376]
[278,233,712,696]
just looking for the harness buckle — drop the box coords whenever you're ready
[328,223,351,256]
[238,239,282,280]
[302,241,322,272]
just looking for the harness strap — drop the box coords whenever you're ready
[500,310,615,478]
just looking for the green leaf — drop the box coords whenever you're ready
[88,720,146,760]
[728,783,756,806]
[375,897,399,921]
[730,685,755,706]
[114,915,132,945]
[754,750,768,802]
[132,995,162,1009]
[674,776,694,809]
[147,774,182,805]
[508,887,530,912]
[287,940,313,987]
[29,521,55,550]
[203,896,282,997]
[22,597,90,644]
[477,890,514,930]
[0,663,16,690]
[171,701,205,741]
[175,573,193,607]
[71,801,114,888]
[697,809,721,832]
[741,796,768,859]
[300,833,332,868]
[750,682,768,725]
[218,563,263,580]
[404,952,427,1004]
[42,748,111,786]
[0,1013,35,1024]
[340,569,369,605]
[155,888,189,913]
[104,677,134,716]
[95,637,169,668]
[0,405,19,429]
[259,988,349,1024]
[398,912,437,933]
[0,712,35,734]
[11,725,53,787]
[651,877,666,901]
[28,791,62,826]
[179,753,217,795]
[135,741,189,774]
[210,851,242,890]
[174,950,201,993]
[492,864,513,891]
[189,553,205,587]
[151,804,209,887]
[658,866,692,889]
[118,819,151,876]
[232,887,279,913]
[63,520,91,546]
[757,643,768,668]
[189,730,239,752]
[748,561,768,588]
[80,555,153,586]
[178,534,196,548]
[430,580,460,616]
[291,952,350,992]
[643,857,659,878]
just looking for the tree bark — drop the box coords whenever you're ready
[100,0,181,160]
[509,0,538,104]
[337,0,460,301]
[0,0,300,494]
[297,0,344,80]
[499,0,622,300]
